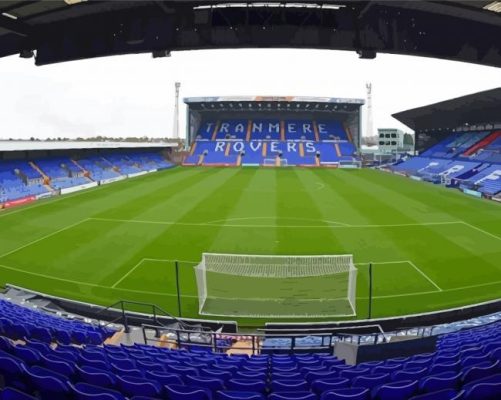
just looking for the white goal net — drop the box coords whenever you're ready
[194,253,357,318]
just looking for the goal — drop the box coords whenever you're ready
[194,253,357,318]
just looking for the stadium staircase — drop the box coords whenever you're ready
[28,162,49,184]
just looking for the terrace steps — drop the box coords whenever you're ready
[334,143,341,157]
[29,161,49,182]
[313,120,320,142]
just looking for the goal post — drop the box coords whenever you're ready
[194,253,357,318]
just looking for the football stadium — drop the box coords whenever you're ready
[0,1,500,400]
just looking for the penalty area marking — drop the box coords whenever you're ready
[111,258,198,289]
[355,260,442,293]
[0,259,499,301]
[202,216,350,227]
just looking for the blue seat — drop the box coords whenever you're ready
[70,382,127,400]
[227,379,267,393]
[461,372,501,393]
[72,330,88,345]
[268,392,317,400]
[0,387,37,400]
[130,397,163,400]
[55,330,72,345]
[53,348,79,362]
[320,387,370,400]
[311,378,349,394]
[25,340,51,355]
[461,361,499,384]
[461,355,490,368]
[165,384,212,400]
[392,368,428,381]
[429,361,461,375]
[409,389,464,400]
[274,373,303,380]
[76,365,117,388]
[305,371,337,384]
[373,365,401,374]
[216,391,264,400]
[40,354,75,377]
[339,368,370,380]
[0,337,14,352]
[136,361,165,371]
[146,370,184,386]
[419,371,461,393]
[201,369,233,381]
[5,324,29,341]
[12,347,40,366]
[0,355,26,391]
[271,380,309,392]
[23,365,70,400]
[372,379,418,400]
[167,365,199,376]
[236,371,267,380]
[351,373,390,390]
[273,367,299,373]
[108,355,136,370]
[463,382,501,400]
[81,350,108,363]
[185,375,225,392]
[116,375,162,398]
[30,328,52,344]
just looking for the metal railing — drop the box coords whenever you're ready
[141,323,340,355]
[94,300,188,333]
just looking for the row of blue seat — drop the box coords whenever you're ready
[0,300,114,345]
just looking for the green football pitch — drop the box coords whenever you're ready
[0,167,500,326]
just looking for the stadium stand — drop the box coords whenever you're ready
[390,130,501,197]
[0,151,173,205]
[0,296,500,400]
[184,119,357,167]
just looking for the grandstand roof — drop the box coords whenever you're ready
[392,87,501,132]
[185,96,364,112]
[0,1,500,67]
[0,140,176,152]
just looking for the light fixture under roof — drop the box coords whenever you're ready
[484,1,501,13]
[64,0,87,5]
[1,12,17,20]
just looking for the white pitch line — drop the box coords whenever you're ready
[408,260,442,292]
[203,216,350,227]
[111,259,145,288]
[461,221,501,242]
[0,218,90,260]
[89,216,461,230]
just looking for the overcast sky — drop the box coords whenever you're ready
[1,49,500,140]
